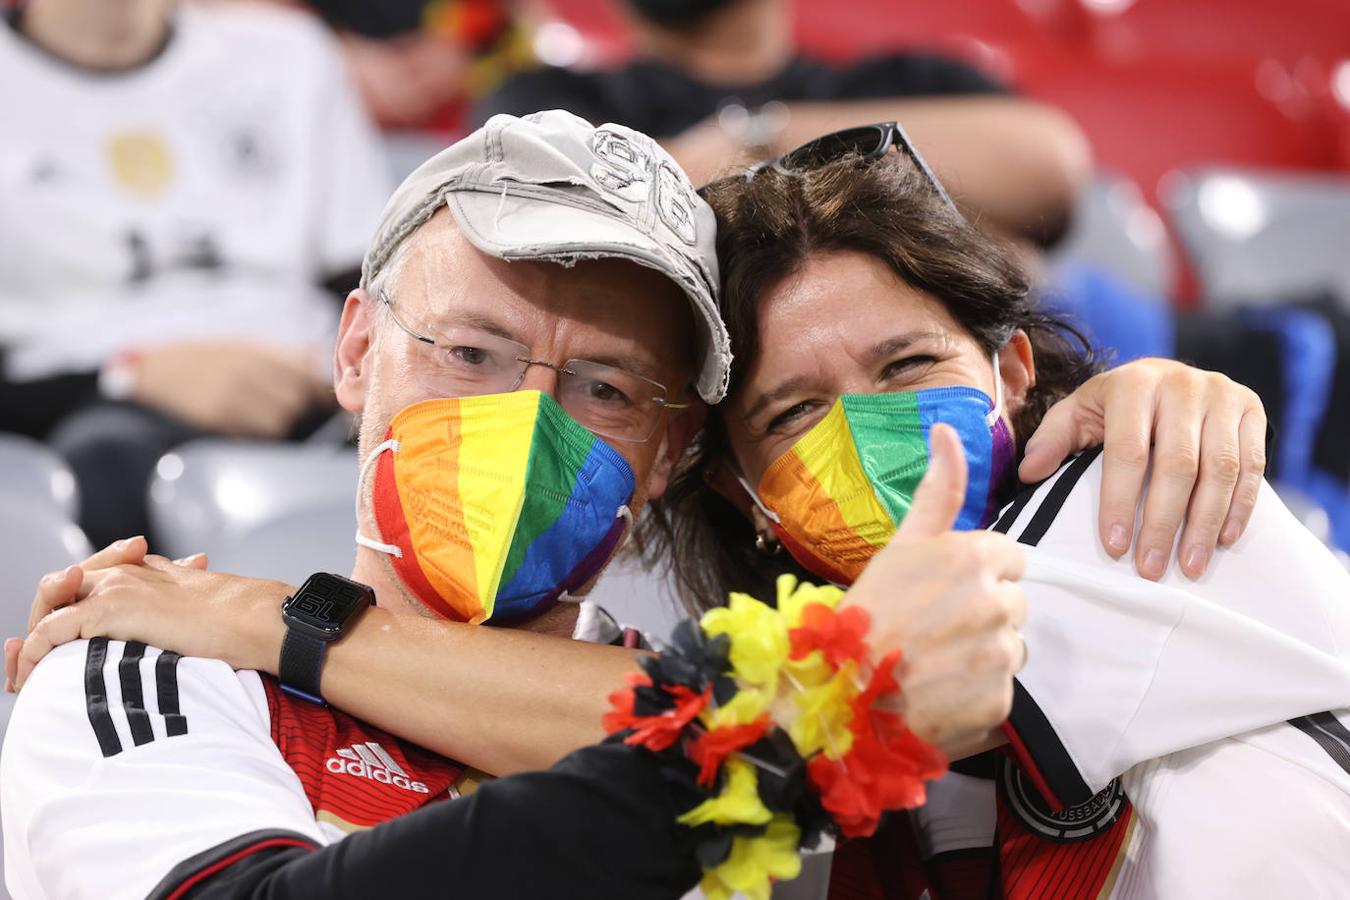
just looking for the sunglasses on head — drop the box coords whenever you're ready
[744,121,959,213]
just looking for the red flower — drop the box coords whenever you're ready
[687,716,772,787]
[604,673,711,753]
[789,603,872,668]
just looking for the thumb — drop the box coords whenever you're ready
[895,423,968,540]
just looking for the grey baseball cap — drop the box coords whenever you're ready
[361,110,731,403]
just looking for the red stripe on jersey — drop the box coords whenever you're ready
[262,676,465,829]
[164,837,315,900]
[1000,720,1064,813]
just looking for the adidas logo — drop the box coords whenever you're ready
[326,741,430,794]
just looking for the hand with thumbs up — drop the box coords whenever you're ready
[842,423,1028,760]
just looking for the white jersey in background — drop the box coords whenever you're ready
[0,3,391,380]
[907,449,1350,899]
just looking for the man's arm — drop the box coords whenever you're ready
[1,640,328,899]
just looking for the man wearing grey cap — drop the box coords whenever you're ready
[1,110,1034,900]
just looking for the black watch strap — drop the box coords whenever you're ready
[279,628,327,705]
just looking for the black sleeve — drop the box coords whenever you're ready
[829,51,1012,100]
[471,67,613,128]
[152,740,702,900]
[0,366,100,439]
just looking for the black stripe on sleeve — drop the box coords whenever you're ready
[1016,447,1104,548]
[991,487,1034,534]
[156,650,189,737]
[84,638,122,758]
[119,641,155,746]
[1006,680,1094,809]
[1290,711,1350,777]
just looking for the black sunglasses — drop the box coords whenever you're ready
[745,122,958,213]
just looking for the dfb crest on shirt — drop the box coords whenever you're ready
[999,756,1127,843]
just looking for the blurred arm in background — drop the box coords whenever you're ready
[476,0,1091,244]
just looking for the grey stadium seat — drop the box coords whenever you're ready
[1049,171,1175,301]
[148,440,357,570]
[0,434,79,520]
[1164,167,1350,306]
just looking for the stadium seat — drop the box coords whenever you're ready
[0,499,93,641]
[147,440,358,564]
[1164,168,1350,305]
[0,434,79,521]
[1050,172,1174,300]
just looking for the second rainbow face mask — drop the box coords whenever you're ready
[358,391,636,625]
[749,384,1016,586]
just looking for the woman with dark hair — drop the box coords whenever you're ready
[639,126,1350,898]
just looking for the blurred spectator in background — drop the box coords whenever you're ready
[477,0,1091,244]
[293,0,534,130]
[0,0,390,546]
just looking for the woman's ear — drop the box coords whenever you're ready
[998,329,1036,414]
[334,289,376,414]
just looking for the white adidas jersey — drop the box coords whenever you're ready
[911,449,1350,898]
[0,3,390,380]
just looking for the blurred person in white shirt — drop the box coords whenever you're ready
[0,0,391,545]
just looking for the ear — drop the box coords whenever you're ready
[998,329,1036,415]
[334,289,376,415]
[644,398,707,500]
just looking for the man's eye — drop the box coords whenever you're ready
[448,345,488,366]
[586,380,631,406]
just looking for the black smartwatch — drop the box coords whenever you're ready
[279,573,376,704]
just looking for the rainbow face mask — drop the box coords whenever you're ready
[742,363,1015,585]
[356,391,636,624]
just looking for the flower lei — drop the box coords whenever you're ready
[603,575,948,900]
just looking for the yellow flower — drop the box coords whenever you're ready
[704,685,770,730]
[677,758,772,828]
[788,663,860,759]
[705,814,803,900]
[775,574,844,628]
[702,593,789,689]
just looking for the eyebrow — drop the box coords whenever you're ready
[743,374,821,423]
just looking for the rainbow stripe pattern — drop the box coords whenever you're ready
[758,388,1009,585]
[372,391,635,624]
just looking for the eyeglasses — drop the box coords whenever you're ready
[380,291,688,443]
[745,122,959,213]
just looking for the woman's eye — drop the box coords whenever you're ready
[882,355,936,380]
[448,345,488,366]
[767,401,814,434]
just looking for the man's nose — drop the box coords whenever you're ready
[517,362,560,396]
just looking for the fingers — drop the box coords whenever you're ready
[1134,383,1204,580]
[1018,386,1094,484]
[15,607,86,691]
[895,423,969,540]
[1095,374,1156,561]
[1175,396,1246,578]
[27,564,83,634]
[171,553,209,570]
[80,535,150,573]
[5,637,20,692]
[1221,407,1268,546]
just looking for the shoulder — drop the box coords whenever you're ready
[4,638,267,764]
[179,2,344,72]
[828,51,1011,97]
[991,446,1105,554]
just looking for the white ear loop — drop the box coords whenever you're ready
[355,438,404,559]
[986,349,1005,428]
[613,503,634,551]
[735,474,781,524]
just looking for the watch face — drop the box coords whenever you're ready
[286,574,372,636]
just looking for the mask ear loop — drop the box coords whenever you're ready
[985,349,1005,428]
[355,438,404,558]
[560,504,635,605]
[735,474,781,524]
